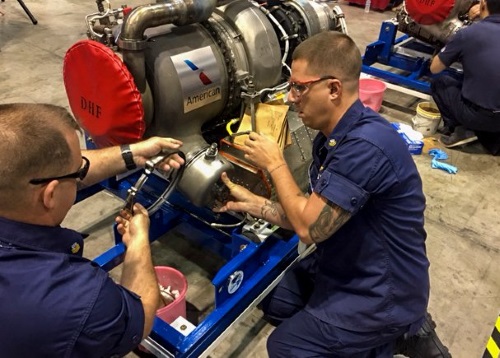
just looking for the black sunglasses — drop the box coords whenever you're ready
[29,156,90,185]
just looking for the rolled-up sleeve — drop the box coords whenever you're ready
[314,170,369,214]
[312,137,397,216]
[438,30,463,67]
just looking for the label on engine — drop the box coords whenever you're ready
[171,46,222,113]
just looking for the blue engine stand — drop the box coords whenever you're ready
[84,171,299,357]
[362,20,462,94]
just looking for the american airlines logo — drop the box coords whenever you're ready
[184,59,213,85]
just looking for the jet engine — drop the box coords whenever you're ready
[396,0,476,47]
[64,0,347,208]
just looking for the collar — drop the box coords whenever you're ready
[0,216,84,256]
[320,99,365,150]
[483,14,500,22]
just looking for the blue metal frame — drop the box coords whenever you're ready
[88,169,299,357]
[362,20,461,93]
[149,230,298,357]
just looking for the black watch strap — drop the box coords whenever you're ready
[120,144,137,171]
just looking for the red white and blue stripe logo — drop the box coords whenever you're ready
[183,59,213,85]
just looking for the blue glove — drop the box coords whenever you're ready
[428,148,448,160]
[431,158,458,174]
[429,148,458,174]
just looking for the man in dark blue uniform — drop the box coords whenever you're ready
[0,103,184,357]
[430,0,500,153]
[216,32,450,357]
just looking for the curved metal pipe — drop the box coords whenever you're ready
[121,0,218,42]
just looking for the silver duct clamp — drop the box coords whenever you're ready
[122,151,180,215]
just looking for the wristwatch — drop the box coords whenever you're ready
[120,144,137,171]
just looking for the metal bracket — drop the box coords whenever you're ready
[122,151,179,214]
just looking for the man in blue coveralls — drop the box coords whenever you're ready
[216,32,450,357]
[430,0,500,153]
[0,103,184,357]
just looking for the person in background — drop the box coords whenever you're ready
[216,31,451,357]
[0,103,184,357]
[430,0,500,153]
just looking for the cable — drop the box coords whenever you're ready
[252,1,295,74]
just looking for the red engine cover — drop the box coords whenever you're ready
[406,0,455,25]
[63,40,145,148]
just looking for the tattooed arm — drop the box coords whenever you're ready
[268,163,351,245]
[230,132,352,243]
[309,199,351,244]
[216,169,351,243]
[214,172,294,229]
[259,199,292,229]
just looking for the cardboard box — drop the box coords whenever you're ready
[391,123,424,155]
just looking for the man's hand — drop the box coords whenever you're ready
[80,137,185,188]
[116,202,159,339]
[214,172,292,228]
[468,3,480,20]
[116,203,150,247]
[242,132,285,172]
[131,137,185,172]
[214,172,263,213]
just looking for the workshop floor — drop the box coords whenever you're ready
[1,1,499,358]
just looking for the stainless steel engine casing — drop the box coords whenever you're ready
[87,0,345,207]
[142,0,282,146]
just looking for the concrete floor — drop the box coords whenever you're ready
[1,1,499,357]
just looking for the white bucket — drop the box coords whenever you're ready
[412,102,441,136]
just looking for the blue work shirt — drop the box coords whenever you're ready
[437,14,500,111]
[305,100,429,332]
[0,216,144,358]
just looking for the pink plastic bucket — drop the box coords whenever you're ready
[155,266,188,324]
[359,78,386,112]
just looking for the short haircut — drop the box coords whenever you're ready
[292,31,362,92]
[0,103,81,190]
[486,0,500,14]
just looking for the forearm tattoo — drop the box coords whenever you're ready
[261,200,287,222]
[309,200,351,243]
